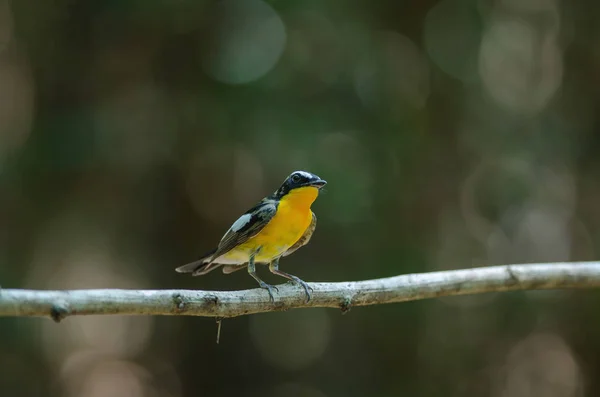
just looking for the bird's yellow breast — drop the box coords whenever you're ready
[224,187,318,263]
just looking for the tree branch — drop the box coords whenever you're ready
[1,262,600,322]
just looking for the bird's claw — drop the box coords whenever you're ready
[259,281,278,302]
[296,280,313,303]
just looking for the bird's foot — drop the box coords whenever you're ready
[288,278,313,303]
[258,281,278,302]
[299,280,313,303]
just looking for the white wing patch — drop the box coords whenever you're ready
[230,213,252,232]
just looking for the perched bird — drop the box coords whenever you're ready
[176,170,326,302]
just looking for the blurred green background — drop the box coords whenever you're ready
[2,0,600,396]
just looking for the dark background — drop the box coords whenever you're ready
[2,0,600,396]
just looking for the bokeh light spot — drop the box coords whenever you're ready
[28,215,154,362]
[0,52,34,166]
[496,333,580,397]
[201,0,286,84]
[479,14,562,114]
[77,360,149,397]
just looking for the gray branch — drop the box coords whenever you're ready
[1,262,600,322]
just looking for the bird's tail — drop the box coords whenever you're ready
[175,248,221,276]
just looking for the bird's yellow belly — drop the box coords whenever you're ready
[221,203,312,263]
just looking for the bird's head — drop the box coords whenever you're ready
[273,171,327,199]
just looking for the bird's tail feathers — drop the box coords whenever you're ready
[175,249,221,276]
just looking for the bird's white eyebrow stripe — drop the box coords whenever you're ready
[230,213,252,232]
[295,171,313,179]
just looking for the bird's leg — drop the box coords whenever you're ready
[268,257,313,303]
[247,251,278,302]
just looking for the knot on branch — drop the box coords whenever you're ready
[172,293,187,312]
[50,303,69,323]
[204,294,219,306]
[340,296,353,314]
[506,266,521,284]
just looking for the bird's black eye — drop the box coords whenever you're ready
[291,173,301,183]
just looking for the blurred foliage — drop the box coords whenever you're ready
[2,0,600,396]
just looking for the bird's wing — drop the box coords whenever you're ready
[283,211,317,257]
[209,199,278,261]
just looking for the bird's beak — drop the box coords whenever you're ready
[309,178,327,189]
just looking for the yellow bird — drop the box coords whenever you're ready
[176,171,326,302]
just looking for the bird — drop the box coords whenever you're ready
[176,170,327,302]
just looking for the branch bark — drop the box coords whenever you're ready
[1,262,600,322]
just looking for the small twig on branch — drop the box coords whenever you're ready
[1,262,599,322]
